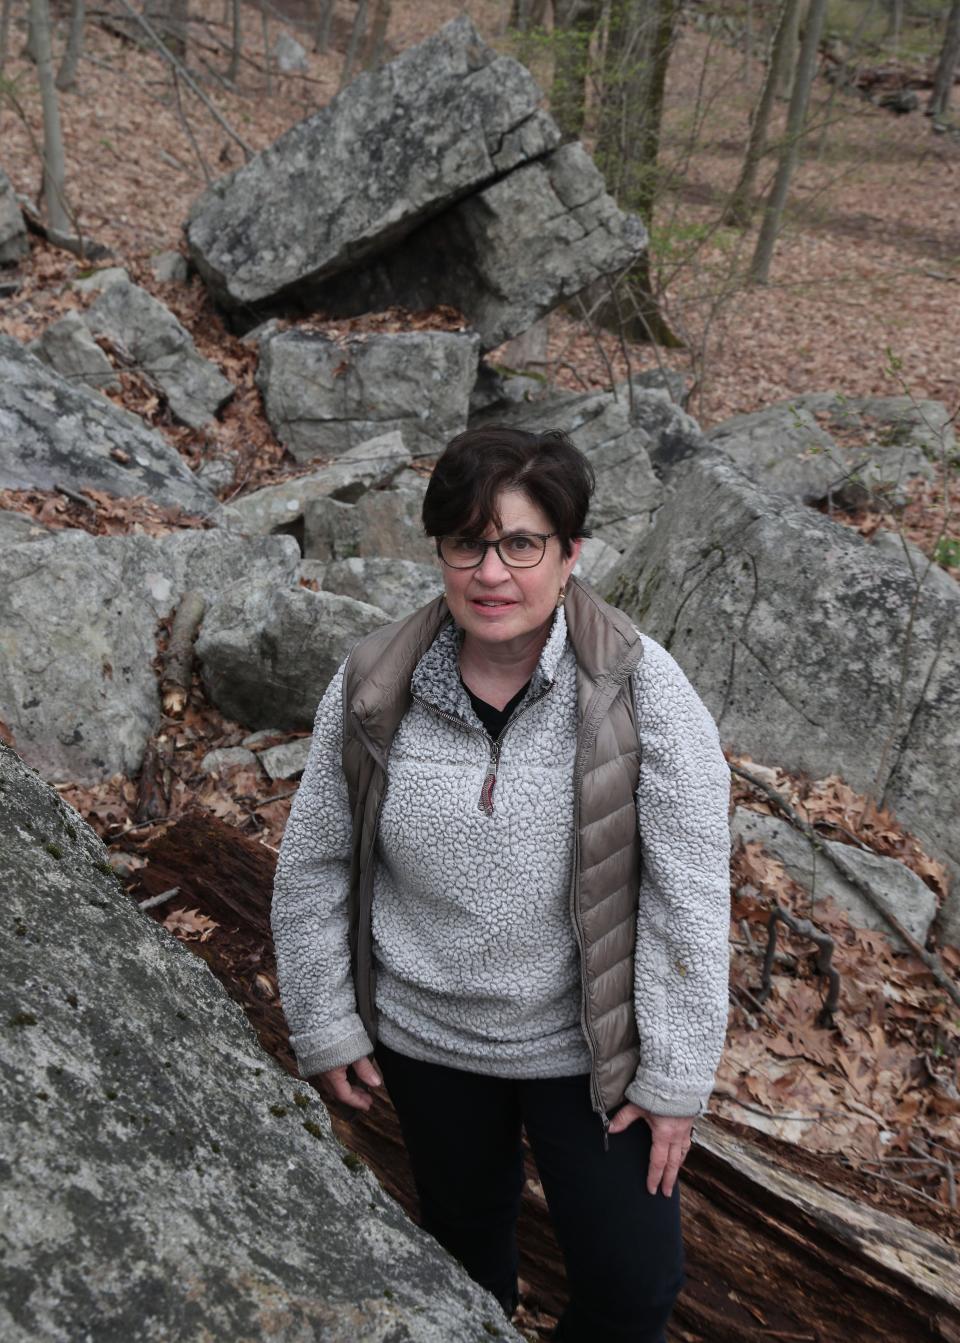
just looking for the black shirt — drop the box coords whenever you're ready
[463,678,531,742]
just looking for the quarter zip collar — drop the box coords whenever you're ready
[410,605,571,729]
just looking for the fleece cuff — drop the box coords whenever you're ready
[291,1019,374,1079]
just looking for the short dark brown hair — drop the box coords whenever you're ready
[422,426,595,559]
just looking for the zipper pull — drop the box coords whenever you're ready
[478,740,501,816]
[599,1110,610,1153]
[480,767,496,815]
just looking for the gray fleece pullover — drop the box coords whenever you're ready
[270,607,732,1117]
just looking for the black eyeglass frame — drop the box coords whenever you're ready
[436,531,559,569]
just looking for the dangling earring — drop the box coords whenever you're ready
[557,584,566,607]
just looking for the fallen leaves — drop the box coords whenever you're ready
[721,753,959,1222]
[161,905,219,941]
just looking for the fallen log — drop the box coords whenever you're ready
[132,810,960,1341]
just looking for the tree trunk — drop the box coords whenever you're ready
[774,0,803,98]
[136,810,960,1342]
[56,0,85,90]
[928,0,960,117]
[227,0,241,83]
[361,0,390,71]
[550,0,604,140]
[29,0,71,235]
[339,0,367,88]
[315,0,335,52]
[588,0,680,345]
[1,0,16,70]
[723,0,803,228]
[749,0,828,284]
[144,0,189,61]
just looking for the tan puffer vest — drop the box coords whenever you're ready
[340,575,645,1120]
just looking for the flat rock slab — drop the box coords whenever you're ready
[327,143,647,350]
[0,528,299,785]
[303,487,435,565]
[214,431,411,534]
[302,556,443,619]
[606,453,960,947]
[257,735,312,779]
[0,335,216,515]
[196,585,391,729]
[708,395,938,509]
[0,166,28,264]
[186,15,560,316]
[731,806,937,952]
[257,330,478,460]
[29,310,120,393]
[82,279,234,429]
[0,741,523,1341]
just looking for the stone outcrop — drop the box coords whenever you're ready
[0,529,299,784]
[256,330,478,460]
[0,335,216,515]
[196,585,391,729]
[0,166,28,264]
[0,740,523,1341]
[605,454,960,946]
[707,394,942,509]
[310,143,648,350]
[82,279,234,428]
[186,16,560,315]
[731,807,938,952]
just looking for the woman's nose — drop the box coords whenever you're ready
[475,544,511,581]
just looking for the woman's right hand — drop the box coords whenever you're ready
[317,1056,383,1111]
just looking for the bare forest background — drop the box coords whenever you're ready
[2,0,960,1320]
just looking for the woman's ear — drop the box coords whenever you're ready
[564,536,583,580]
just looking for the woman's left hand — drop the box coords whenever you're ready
[607,1103,696,1197]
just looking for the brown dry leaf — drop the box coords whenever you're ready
[162,907,219,942]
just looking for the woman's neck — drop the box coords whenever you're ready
[458,619,553,709]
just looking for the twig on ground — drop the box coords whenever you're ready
[730,762,960,1010]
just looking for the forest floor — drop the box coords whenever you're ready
[2,0,959,1291]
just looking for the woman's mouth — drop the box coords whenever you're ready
[470,598,518,610]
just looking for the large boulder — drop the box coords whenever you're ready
[0,529,299,784]
[0,165,28,264]
[707,394,941,509]
[471,384,705,550]
[82,279,234,429]
[310,143,648,350]
[257,329,479,460]
[605,454,960,946]
[196,585,391,729]
[0,741,523,1341]
[0,335,216,515]
[186,16,560,317]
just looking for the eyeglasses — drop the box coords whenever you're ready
[437,532,558,569]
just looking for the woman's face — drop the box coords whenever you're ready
[439,488,582,652]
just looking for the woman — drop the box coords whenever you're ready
[271,427,731,1343]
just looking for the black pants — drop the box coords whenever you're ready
[374,1041,686,1343]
